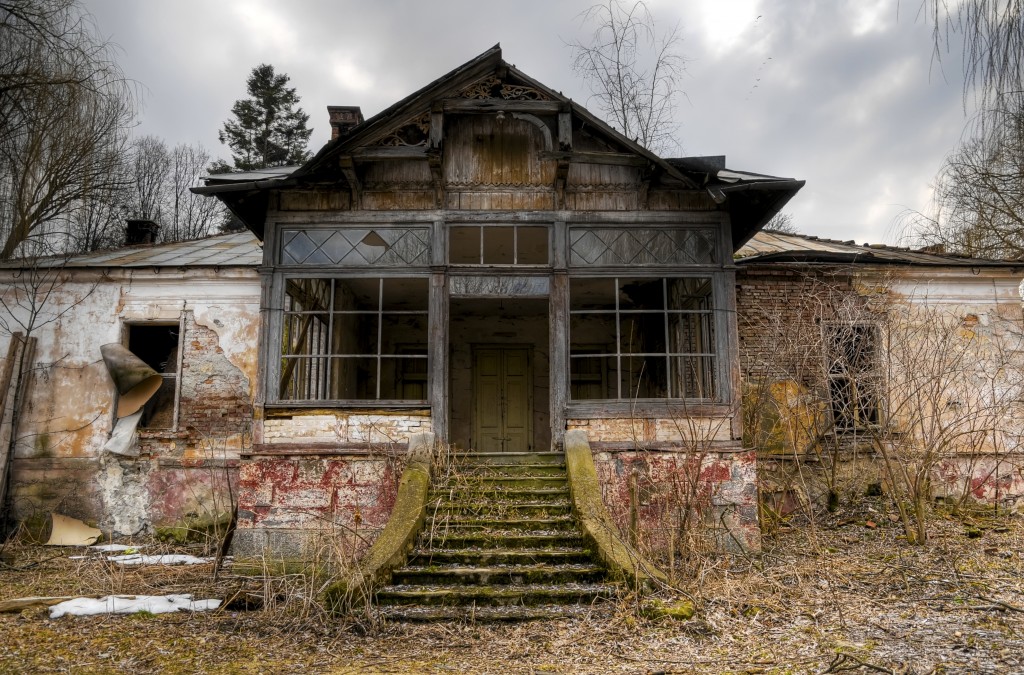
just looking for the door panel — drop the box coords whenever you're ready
[473,347,532,452]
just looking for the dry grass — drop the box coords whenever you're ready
[1,501,1022,674]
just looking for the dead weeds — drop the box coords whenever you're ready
[1,505,1022,674]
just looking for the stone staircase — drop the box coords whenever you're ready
[374,450,620,621]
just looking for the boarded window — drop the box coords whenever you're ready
[569,277,717,400]
[824,324,880,431]
[449,225,549,265]
[127,324,180,429]
[279,277,429,402]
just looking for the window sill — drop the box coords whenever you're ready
[565,401,731,419]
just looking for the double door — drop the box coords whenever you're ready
[473,347,532,452]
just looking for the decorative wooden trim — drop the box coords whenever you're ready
[351,146,428,160]
[442,99,561,114]
[540,151,649,167]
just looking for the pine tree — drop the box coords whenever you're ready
[217,64,312,171]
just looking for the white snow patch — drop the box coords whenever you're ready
[50,594,221,618]
[108,554,213,566]
[91,544,143,552]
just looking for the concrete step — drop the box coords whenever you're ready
[408,547,593,567]
[391,563,606,586]
[437,475,568,490]
[453,463,567,478]
[429,487,570,501]
[375,582,618,607]
[425,516,576,533]
[431,500,573,518]
[450,451,566,466]
[419,531,584,550]
[376,603,605,622]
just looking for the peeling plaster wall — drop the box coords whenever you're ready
[1,267,259,534]
[263,412,431,444]
[231,453,404,561]
[593,449,760,554]
[737,264,1024,510]
[567,415,757,552]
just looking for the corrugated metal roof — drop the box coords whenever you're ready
[3,232,263,269]
[737,231,1022,267]
[7,229,1014,271]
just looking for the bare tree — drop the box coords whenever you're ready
[923,1,1024,115]
[904,103,1024,258]
[167,143,224,242]
[569,0,685,154]
[0,0,135,259]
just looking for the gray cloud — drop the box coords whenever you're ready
[83,0,975,245]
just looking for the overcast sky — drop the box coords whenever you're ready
[82,0,975,245]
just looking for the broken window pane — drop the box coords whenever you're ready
[825,324,880,430]
[280,227,430,266]
[127,324,180,429]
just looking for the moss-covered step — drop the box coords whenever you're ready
[440,475,568,489]
[375,582,618,607]
[450,451,566,466]
[424,516,576,533]
[430,487,569,501]
[428,499,573,518]
[391,563,606,586]
[456,463,567,477]
[420,531,583,550]
[406,547,593,567]
[376,603,602,622]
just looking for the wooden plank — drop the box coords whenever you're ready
[351,146,429,160]
[549,274,569,447]
[0,335,34,518]
[0,333,23,517]
[557,108,573,151]
[442,99,562,114]
[429,271,449,443]
[540,150,649,167]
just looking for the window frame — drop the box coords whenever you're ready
[447,223,551,267]
[822,321,883,432]
[122,316,184,432]
[273,273,431,406]
[567,275,721,404]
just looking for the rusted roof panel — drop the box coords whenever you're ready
[3,232,263,269]
[737,231,1021,267]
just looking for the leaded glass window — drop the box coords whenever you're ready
[569,227,717,267]
[280,227,430,266]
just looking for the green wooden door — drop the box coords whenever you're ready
[473,347,532,452]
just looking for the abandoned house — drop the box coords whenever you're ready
[2,47,1022,579]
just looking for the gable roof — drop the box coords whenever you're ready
[196,45,803,247]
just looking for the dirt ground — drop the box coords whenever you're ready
[1,503,1022,674]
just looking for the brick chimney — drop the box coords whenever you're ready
[125,219,159,246]
[327,106,363,140]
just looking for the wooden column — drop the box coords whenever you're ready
[549,271,569,448]
[429,270,449,443]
